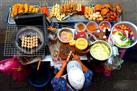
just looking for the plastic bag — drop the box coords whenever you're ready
[0,56,30,81]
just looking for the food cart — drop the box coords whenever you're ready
[1,1,137,88]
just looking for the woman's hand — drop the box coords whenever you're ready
[55,60,67,78]
[61,60,67,67]
[55,51,72,78]
[72,53,89,73]
[72,53,81,62]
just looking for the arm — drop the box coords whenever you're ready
[72,54,89,73]
[73,54,93,88]
[79,60,89,73]
[55,51,73,78]
[55,61,67,78]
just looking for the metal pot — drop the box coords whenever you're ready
[89,40,112,61]
[110,21,137,48]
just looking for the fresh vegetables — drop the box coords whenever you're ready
[11,3,40,17]
[112,23,136,48]
[112,31,134,47]
[90,42,111,60]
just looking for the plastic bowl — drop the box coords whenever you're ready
[57,28,74,43]
[75,22,86,32]
[110,21,137,48]
[99,21,112,31]
[86,21,99,33]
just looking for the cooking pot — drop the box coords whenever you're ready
[89,40,112,61]
[87,33,112,61]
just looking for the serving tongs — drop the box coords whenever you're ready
[62,12,77,21]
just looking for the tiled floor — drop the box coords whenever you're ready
[0,0,137,91]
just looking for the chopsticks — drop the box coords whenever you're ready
[66,51,73,62]
[37,58,42,71]
[36,51,72,71]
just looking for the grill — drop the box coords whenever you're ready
[4,25,46,57]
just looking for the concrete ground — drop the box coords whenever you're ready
[0,0,137,91]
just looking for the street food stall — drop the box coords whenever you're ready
[1,1,137,89]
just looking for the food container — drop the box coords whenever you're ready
[57,28,74,43]
[86,21,99,33]
[28,63,51,88]
[99,21,112,32]
[75,22,86,32]
[90,40,112,61]
[110,21,137,48]
[75,38,88,51]
[75,32,87,38]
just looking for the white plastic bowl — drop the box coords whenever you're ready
[99,21,112,31]
[86,21,99,33]
[75,22,86,32]
[110,21,137,48]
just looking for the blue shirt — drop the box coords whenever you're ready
[51,70,93,91]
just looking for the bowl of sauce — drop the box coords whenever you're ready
[86,21,99,33]
[75,22,86,32]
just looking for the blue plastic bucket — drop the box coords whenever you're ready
[28,64,51,88]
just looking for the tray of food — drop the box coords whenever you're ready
[8,3,48,24]
[49,3,122,23]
